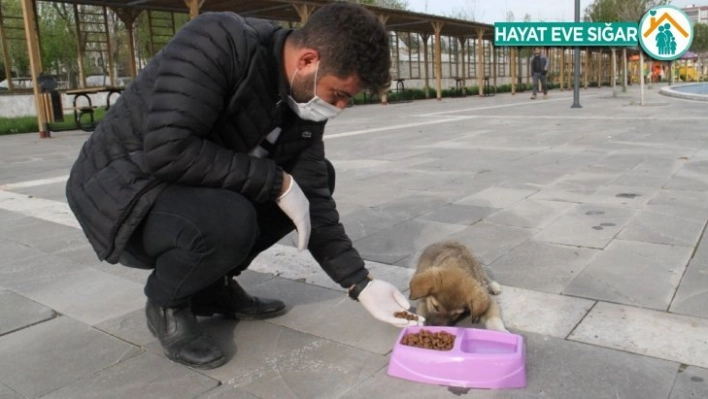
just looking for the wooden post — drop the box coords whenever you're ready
[102,6,115,86]
[293,4,315,23]
[0,4,14,90]
[407,33,412,80]
[584,47,590,89]
[73,4,86,88]
[458,36,466,91]
[113,7,141,79]
[421,33,430,99]
[20,0,48,138]
[378,14,389,105]
[596,50,601,87]
[477,28,484,96]
[560,48,565,91]
[147,11,156,56]
[511,47,516,95]
[184,0,203,20]
[432,22,443,101]
[492,46,497,90]
[610,47,617,97]
[622,48,628,91]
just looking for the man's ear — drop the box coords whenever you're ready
[409,270,439,300]
[296,48,320,70]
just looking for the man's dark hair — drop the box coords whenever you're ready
[289,2,391,92]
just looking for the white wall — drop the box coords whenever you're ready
[0,91,115,119]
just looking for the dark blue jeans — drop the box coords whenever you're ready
[120,159,335,307]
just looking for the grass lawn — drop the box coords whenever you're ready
[0,107,106,135]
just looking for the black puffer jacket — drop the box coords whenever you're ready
[65,12,369,288]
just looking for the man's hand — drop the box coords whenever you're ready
[276,173,310,251]
[358,280,425,327]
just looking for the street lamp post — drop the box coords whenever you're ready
[571,0,582,108]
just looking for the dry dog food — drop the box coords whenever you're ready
[394,311,419,321]
[401,329,455,351]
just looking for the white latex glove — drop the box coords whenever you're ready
[276,174,310,252]
[358,280,425,328]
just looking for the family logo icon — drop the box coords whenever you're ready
[639,5,693,61]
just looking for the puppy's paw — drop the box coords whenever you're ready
[485,317,508,333]
[489,281,503,295]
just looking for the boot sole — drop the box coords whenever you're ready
[192,306,288,320]
[147,319,227,370]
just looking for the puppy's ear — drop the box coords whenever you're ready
[409,270,439,300]
[468,287,491,319]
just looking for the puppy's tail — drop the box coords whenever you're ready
[481,300,508,333]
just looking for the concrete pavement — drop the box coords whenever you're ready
[0,84,707,398]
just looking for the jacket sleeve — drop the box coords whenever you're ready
[287,137,370,289]
[143,13,282,202]
[543,55,550,71]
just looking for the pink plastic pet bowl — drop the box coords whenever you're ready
[387,326,526,389]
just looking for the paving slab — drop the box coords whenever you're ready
[570,302,708,369]
[0,253,87,293]
[549,170,625,195]
[0,384,23,399]
[0,239,45,273]
[196,319,389,399]
[456,285,595,339]
[196,385,260,399]
[94,308,156,347]
[340,193,452,241]
[563,239,692,310]
[617,207,707,247]
[670,365,708,399]
[0,316,141,398]
[0,290,56,337]
[663,162,708,191]
[343,332,679,399]
[488,240,600,294]
[246,244,413,294]
[416,203,499,226]
[246,277,404,355]
[454,187,537,208]
[7,180,69,203]
[484,199,575,230]
[670,234,708,319]
[332,182,413,208]
[89,261,152,285]
[445,221,535,266]
[533,204,636,249]
[353,219,467,265]
[17,266,146,326]
[648,188,708,210]
[41,353,219,399]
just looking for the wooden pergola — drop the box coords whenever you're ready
[7,0,504,137]
[6,0,623,138]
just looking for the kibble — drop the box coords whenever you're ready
[394,311,419,321]
[400,329,455,351]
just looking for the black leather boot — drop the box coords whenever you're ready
[191,277,286,319]
[145,299,226,369]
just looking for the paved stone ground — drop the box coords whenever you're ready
[1,84,707,399]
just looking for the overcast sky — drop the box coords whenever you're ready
[404,0,705,24]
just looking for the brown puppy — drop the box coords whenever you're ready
[409,241,507,332]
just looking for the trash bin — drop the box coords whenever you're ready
[38,73,63,122]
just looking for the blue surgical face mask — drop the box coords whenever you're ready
[286,63,342,122]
